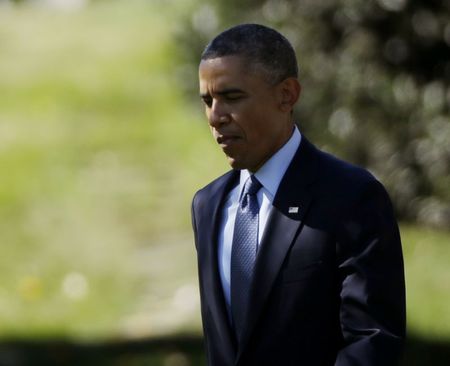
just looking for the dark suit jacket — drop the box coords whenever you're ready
[191,137,406,366]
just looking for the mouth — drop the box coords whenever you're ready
[216,135,241,147]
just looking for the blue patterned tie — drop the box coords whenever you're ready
[231,175,262,342]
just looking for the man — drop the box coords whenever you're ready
[191,24,405,366]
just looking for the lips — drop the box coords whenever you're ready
[217,135,240,146]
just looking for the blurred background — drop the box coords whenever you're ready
[0,0,448,365]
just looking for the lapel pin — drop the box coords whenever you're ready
[288,206,299,214]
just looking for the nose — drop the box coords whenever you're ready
[208,100,230,128]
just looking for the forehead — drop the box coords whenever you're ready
[199,56,267,92]
[199,55,246,75]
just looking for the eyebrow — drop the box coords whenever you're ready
[200,88,245,98]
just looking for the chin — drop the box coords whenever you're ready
[226,156,245,170]
[227,157,258,172]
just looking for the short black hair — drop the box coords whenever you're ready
[201,24,298,84]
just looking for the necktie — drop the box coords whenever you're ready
[231,175,262,342]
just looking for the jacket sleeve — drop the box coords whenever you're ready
[191,192,199,251]
[335,179,406,366]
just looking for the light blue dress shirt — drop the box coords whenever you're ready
[217,126,302,314]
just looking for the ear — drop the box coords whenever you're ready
[278,78,301,113]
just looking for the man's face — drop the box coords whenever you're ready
[199,56,292,172]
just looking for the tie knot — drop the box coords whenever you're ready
[243,175,262,196]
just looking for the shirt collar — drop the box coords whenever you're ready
[240,126,301,198]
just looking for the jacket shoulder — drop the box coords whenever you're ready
[315,147,379,194]
[192,170,237,209]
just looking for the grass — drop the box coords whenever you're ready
[401,225,450,340]
[0,0,449,349]
[0,0,226,340]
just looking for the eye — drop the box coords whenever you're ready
[225,93,243,102]
[201,96,212,108]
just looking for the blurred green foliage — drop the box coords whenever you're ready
[178,0,450,228]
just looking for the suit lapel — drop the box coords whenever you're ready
[236,137,319,361]
[196,170,239,361]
